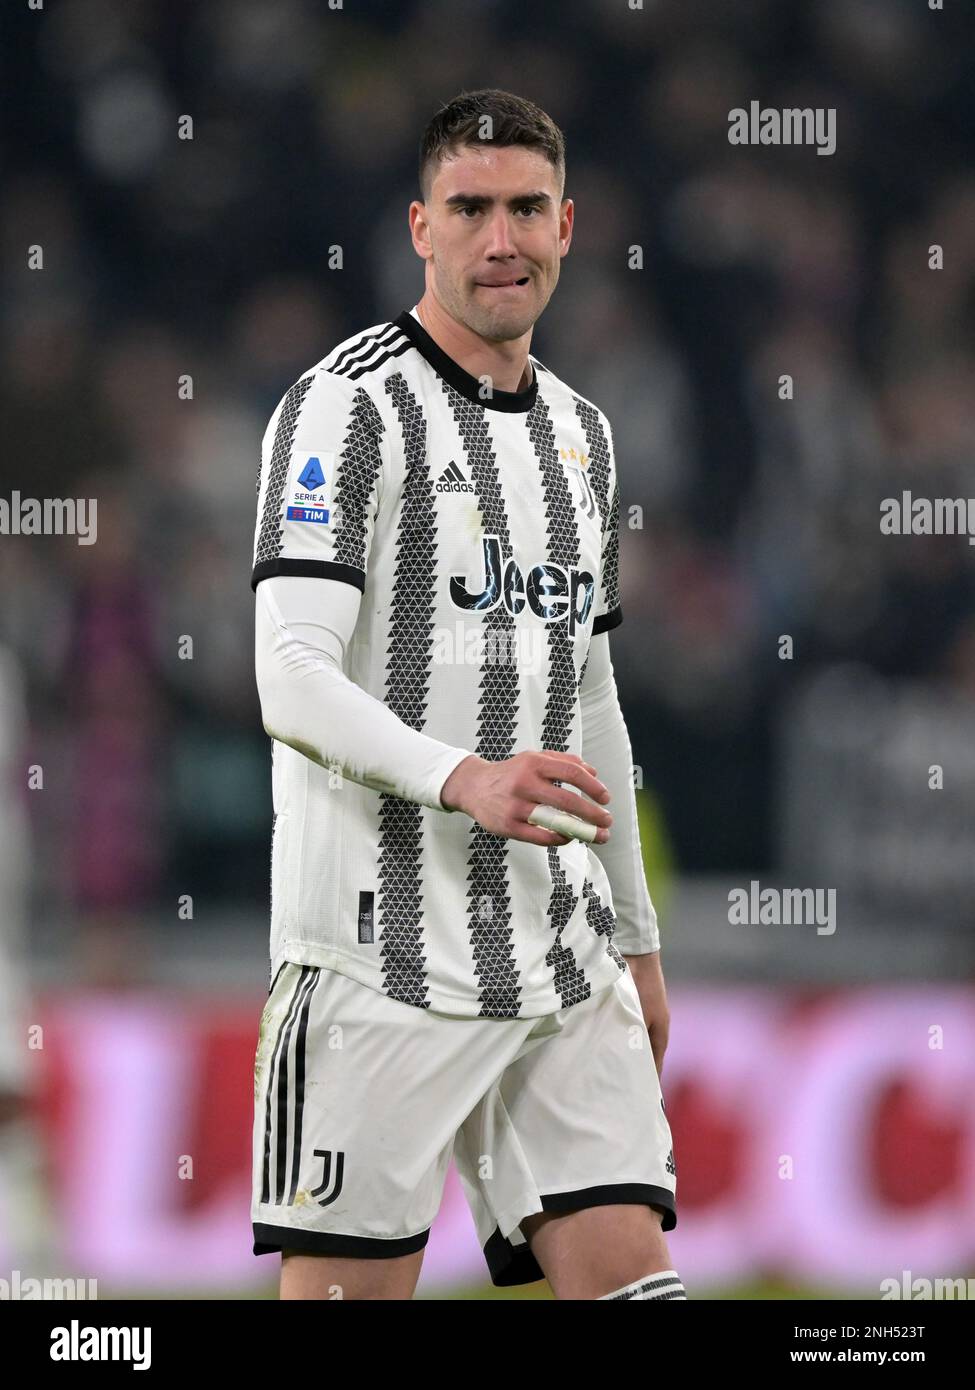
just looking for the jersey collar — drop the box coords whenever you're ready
[393,308,538,413]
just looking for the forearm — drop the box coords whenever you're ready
[580,636,660,955]
[256,575,472,811]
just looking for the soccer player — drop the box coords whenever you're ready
[250,89,683,1302]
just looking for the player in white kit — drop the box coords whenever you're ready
[250,89,684,1301]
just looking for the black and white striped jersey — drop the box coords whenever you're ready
[251,305,632,1019]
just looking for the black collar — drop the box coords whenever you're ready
[393,309,538,413]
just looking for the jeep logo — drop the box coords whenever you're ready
[450,534,595,639]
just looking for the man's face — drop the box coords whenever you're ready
[412,144,572,342]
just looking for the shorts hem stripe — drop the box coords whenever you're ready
[540,1182,676,1231]
[253,1222,431,1259]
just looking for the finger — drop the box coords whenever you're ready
[508,823,572,848]
[538,750,599,778]
[509,801,578,847]
[513,800,610,845]
[527,805,600,842]
[527,782,614,828]
[539,760,611,804]
[559,752,599,775]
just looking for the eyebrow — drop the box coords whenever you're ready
[443,191,554,209]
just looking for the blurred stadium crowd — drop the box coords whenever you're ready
[3,0,975,978]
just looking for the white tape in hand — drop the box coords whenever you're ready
[527,805,599,842]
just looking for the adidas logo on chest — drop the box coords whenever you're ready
[435,461,475,493]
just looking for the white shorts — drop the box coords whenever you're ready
[251,961,677,1286]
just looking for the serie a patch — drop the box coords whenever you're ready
[288,450,335,523]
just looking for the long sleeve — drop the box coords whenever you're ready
[255,573,474,811]
[579,630,660,954]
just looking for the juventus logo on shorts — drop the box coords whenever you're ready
[261,967,350,1211]
[311,1148,345,1207]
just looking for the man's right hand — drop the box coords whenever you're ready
[440,751,613,847]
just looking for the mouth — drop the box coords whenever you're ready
[476,276,531,290]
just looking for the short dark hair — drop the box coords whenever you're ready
[418,88,566,203]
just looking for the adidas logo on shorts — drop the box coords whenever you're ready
[436,460,475,493]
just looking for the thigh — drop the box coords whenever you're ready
[520,1204,670,1300]
[279,1248,425,1301]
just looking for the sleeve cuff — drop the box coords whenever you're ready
[592,604,622,635]
[251,558,366,593]
[615,933,660,956]
[430,747,476,813]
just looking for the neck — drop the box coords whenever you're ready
[415,293,533,394]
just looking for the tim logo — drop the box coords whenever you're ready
[311,1149,345,1207]
[450,534,595,639]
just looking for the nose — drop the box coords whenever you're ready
[483,207,520,260]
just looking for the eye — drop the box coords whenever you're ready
[457,204,542,218]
